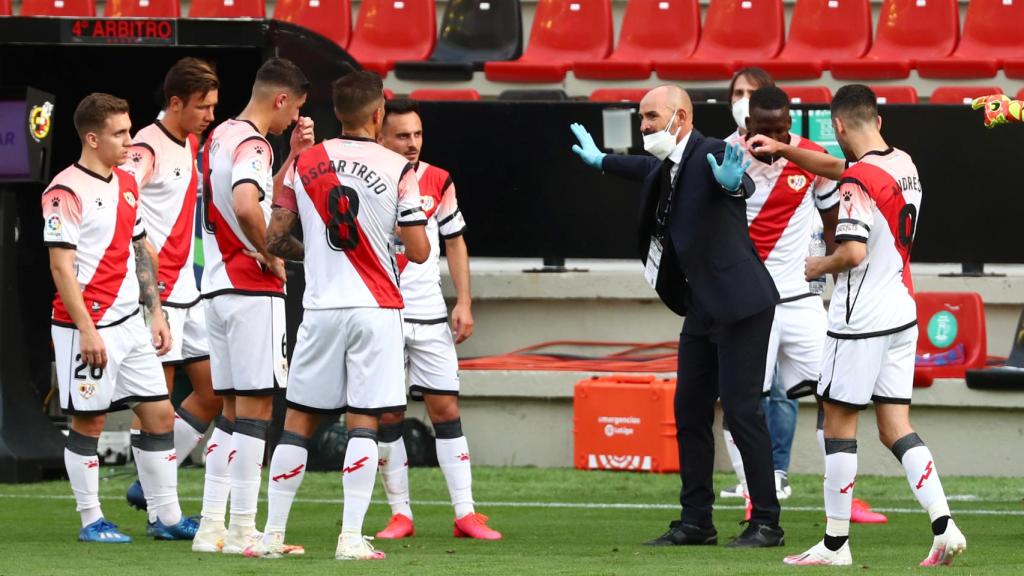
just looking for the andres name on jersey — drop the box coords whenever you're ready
[300,159,389,195]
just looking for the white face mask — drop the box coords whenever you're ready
[732,97,750,130]
[643,110,680,161]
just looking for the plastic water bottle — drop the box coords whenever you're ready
[809,228,826,295]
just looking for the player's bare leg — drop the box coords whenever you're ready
[875,404,965,566]
[220,395,273,554]
[785,402,857,566]
[193,395,235,552]
[337,413,386,560]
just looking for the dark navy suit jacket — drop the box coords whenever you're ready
[602,129,779,324]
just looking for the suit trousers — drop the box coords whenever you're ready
[675,305,780,527]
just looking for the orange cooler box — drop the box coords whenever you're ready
[573,374,679,473]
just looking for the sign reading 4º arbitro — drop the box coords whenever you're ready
[61,18,177,46]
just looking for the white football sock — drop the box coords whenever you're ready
[893,434,951,523]
[130,428,159,523]
[200,418,232,525]
[229,419,268,530]
[341,433,379,537]
[136,430,182,526]
[823,439,858,534]
[378,438,412,519]
[264,433,309,537]
[173,408,208,467]
[437,436,475,518]
[65,431,102,528]
[723,428,747,493]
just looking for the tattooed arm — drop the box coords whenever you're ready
[266,206,304,262]
[134,237,172,356]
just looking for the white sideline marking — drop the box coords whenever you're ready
[0,493,1020,516]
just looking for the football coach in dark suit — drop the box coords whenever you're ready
[570,86,784,548]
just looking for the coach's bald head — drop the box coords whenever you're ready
[639,85,693,143]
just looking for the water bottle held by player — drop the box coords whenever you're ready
[809,228,826,295]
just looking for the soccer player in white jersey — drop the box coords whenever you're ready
[120,58,225,532]
[723,86,887,525]
[43,93,193,543]
[371,98,501,541]
[749,85,965,567]
[193,58,314,554]
[242,70,430,561]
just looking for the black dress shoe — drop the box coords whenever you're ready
[726,523,785,548]
[644,521,718,546]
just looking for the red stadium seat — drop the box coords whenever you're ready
[383,88,394,100]
[409,89,481,101]
[273,0,350,49]
[106,0,180,17]
[830,0,959,80]
[930,86,1002,104]
[747,0,871,79]
[781,85,832,103]
[589,88,648,102]
[913,292,987,388]
[348,0,436,75]
[1,0,13,14]
[656,0,784,80]
[1018,88,1024,101]
[20,0,95,16]
[485,0,613,83]
[870,85,919,104]
[573,0,699,80]
[189,0,264,18]
[917,0,1024,79]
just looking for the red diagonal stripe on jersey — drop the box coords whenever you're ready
[155,143,198,299]
[299,145,403,308]
[203,142,283,294]
[54,171,136,325]
[856,163,915,294]
[748,163,815,263]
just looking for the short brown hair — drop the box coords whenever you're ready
[255,57,310,96]
[831,84,878,128]
[73,93,129,138]
[163,57,219,108]
[332,70,383,123]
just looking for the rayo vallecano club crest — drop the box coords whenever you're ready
[123,191,136,207]
[787,174,807,191]
[78,381,96,400]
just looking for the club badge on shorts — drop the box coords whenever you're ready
[78,381,97,400]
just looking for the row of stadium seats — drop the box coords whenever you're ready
[396,85,1014,104]
[8,0,1024,83]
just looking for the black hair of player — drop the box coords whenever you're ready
[750,85,790,113]
[74,93,129,138]
[831,84,878,128]
[331,70,384,121]
[255,58,310,97]
[384,98,420,120]
[728,67,774,100]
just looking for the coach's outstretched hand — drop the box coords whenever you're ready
[707,142,751,192]
[972,94,1023,128]
[570,123,606,170]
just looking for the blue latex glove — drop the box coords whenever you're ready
[570,122,606,169]
[707,142,752,192]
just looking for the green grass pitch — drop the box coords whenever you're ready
[1,467,1021,575]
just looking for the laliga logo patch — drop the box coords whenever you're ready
[420,195,435,212]
[78,381,96,400]
[787,174,807,191]
[47,214,62,232]
[123,191,136,207]
[28,101,54,142]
